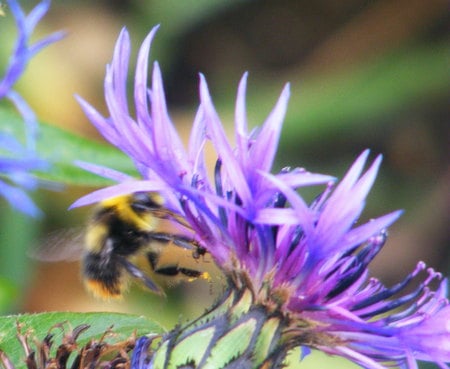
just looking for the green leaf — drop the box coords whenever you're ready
[0,312,164,369]
[0,108,137,187]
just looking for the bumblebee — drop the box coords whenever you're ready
[79,192,209,299]
[31,192,210,299]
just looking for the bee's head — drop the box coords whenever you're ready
[130,192,161,213]
[98,192,162,231]
[126,192,163,230]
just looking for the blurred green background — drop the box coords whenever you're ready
[0,0,448,368]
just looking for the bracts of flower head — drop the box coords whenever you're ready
[73,26,450,369]
[0,0,63,216]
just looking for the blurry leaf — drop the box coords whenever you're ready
[0,278,17,314]
[0,312,164,369]
[130,0,249,70]
[137,0,247,36]
[236,42,450,143]
[0,209,38,296]
[0,108,136,186]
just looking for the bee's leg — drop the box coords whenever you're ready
[153,266,180,276]
[153,265,205,280]
[178,268,204,278]
[117,256,164,295]
[148,233,207,263]
[149,259,209,285]
[147,251,204,279]
[148,232,200,250]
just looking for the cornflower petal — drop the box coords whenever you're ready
[309,153,382,260]
[399,306,450,361]
[6,90,37,148]
[0,0,64,98]
[340,210,403,251]
[234,72,249,169]
[28,30,65,56]
[134,26,159,129]
[19,0,49,32]
[187,107,208,180]
[69,180,167,209]
[74,160,134,182]
[150,62,189,179]
[254,170,334,210]
[75,96,120,144]
[257,170,315,232]
[254,208,305,225]
[249,83,290,174]
[199,74,253,209]
[0,179,41,216]
[110,28,131,117]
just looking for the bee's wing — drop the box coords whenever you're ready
[29,227,85,262]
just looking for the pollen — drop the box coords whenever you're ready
[187,272,211,283]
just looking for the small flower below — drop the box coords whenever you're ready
[0,0,63,216]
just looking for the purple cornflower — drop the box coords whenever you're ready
[74,26,450,369]
[0,0,63,216]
